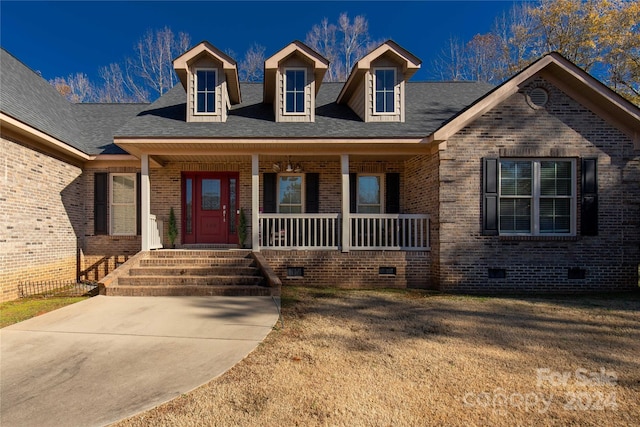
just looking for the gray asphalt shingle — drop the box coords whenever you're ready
[1,48,148,155]
[116,81,494,139]
[2,46,494,155]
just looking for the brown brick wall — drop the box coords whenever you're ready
[1,135,84,302]
[437,78,640,293]
[263,250,430,288]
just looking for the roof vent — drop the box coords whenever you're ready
[528,87,549,109]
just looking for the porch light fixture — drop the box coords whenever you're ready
[272,157,303,173]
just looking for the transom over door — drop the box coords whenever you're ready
[182,173,239,244]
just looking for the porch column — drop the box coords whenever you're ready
[251,154,260,251]
[341,154,350,252]
[141,154,151,251]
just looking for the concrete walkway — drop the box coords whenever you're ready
[0,295,280,427]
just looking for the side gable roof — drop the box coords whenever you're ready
[431,52,640,147]
[0,48,90,156]
[173,41,241,104]
[0,48,149,157]
[337,40,422,104]
[263,40,329,102]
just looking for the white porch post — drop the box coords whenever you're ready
[341,154,350,253]
[141,154,151,251]
[251,154,260,251]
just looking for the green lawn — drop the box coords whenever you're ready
[0,297,88,328]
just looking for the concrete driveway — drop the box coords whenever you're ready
[0,295,280,427]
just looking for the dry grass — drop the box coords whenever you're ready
[115,288,640,426]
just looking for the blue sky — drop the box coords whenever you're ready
[1,1,519,83]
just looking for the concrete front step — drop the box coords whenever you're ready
[104,285,278,297]
[118,275,266,287]
[128,266,261,277]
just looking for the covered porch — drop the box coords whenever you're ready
[118,138,435,254]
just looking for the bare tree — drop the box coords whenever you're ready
[49,73,96,102]
[305,18,339,81]
[239,43,266,82]
[431,0,639,104]
[126,26,191,98]
[306,13,377,82]
[97,63,148,103]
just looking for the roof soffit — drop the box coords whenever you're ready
[173,41,241,104]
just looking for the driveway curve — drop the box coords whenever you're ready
[1,295,280,427]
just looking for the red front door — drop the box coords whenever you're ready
[182,172,239,244]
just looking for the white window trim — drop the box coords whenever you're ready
[373,68,396,115]
[194,68,218,116]
[357,173,385,214]
[109,173,137,236]
[283,68,307,116]
[277,173,305,213]
[498,158,577,236]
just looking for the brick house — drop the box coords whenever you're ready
[1,40,638,301]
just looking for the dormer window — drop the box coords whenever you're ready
[173,41,240,123]
[374,69,395,114]
[196,69,216,114]
[285,69,306,114]
[336,41,421,123]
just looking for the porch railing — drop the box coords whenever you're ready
[259,213,429,251]
[149,214,163,249]
[260,214,341,250]
[350,214,430,251]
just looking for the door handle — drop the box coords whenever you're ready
[223,205,226,223]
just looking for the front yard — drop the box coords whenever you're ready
[115,288,639,426]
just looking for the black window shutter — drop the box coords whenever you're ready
[94,172,108,235]
[349,173,357,213]
[263,173,277,213]
[581,158,598,236]
[136,172,141,236]
[305,173,319,213]
[385,173,400,213]
[482,158,499,236]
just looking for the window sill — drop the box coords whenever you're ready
[498,235,579,241]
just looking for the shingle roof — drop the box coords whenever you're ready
[2,46,494,153]
[1,48,88,151]
[0,48,148,155]
[73,104,148,154]
[116,80,494,139]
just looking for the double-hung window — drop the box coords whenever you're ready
[278,174,304,213]
[499,159,575,235]
[285,69,306,114]
[110,173,137,235]
[374,68,395,114]
[196,69,216,114]
[357,175,383,213]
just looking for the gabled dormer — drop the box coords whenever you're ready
[337,40,421,123]
[263,41,329,123]
[173,41,241,123]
